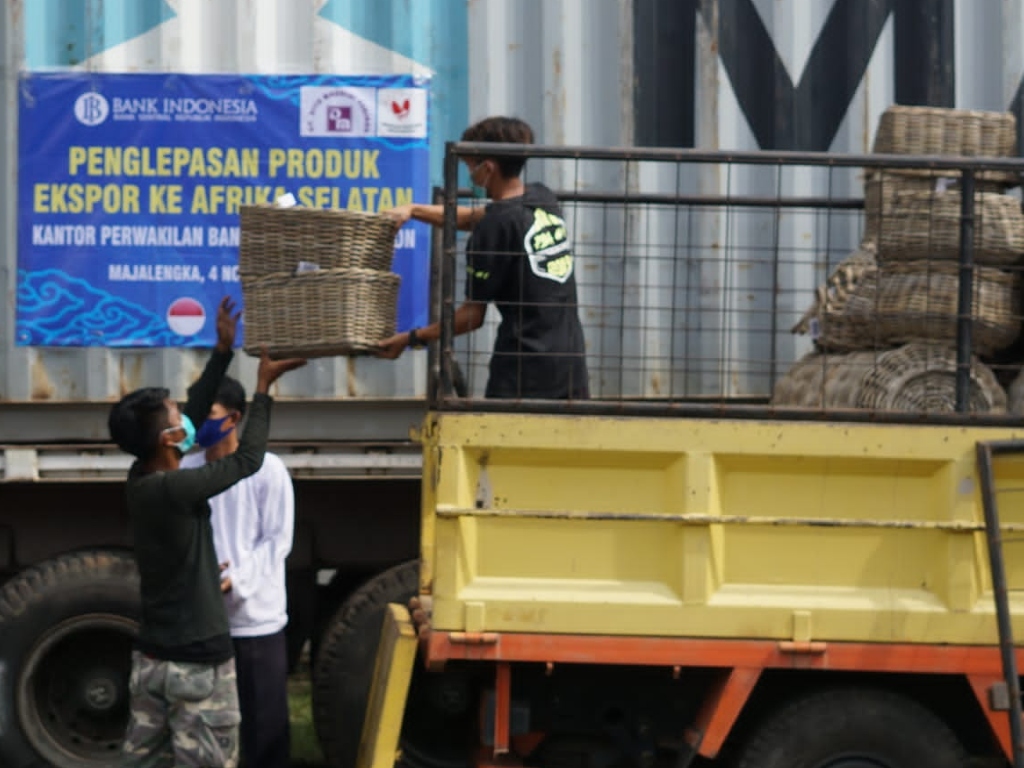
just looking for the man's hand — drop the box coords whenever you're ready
[215,297,241,353]
[256,347,308,393]
[384,204,415,230]
[375,332,410,360]
[219,561,232,594]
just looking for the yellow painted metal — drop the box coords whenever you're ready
[419,412,1024,645]
[356,603,418,768]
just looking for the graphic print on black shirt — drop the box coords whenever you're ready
[525,207,574,284]
[465,183,588,399]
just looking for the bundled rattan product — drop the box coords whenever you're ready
[857,343,1006,413]
[239,205,397,277]
[877,190,1024,267]
[862,173,1006,244]
[238,205,401,359]
[772,344,1006,414]
[872,106,1017,180]
[863,173,938,244]
[242,268,400,359]
[771,350,877,409]
[818,261,1019,356]
[791,245,877,352]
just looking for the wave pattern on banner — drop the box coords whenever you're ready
[18,269,178,346]
[253,74,431,103]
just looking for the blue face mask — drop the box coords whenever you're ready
[164,414,196,454]
[195,414,234,449]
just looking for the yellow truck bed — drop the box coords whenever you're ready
[421,412,1024,646]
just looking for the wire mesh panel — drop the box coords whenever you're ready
[432,143,1024,423]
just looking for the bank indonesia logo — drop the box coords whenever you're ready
[74,92,110,126]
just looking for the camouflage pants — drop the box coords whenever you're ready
[121,650,241,768]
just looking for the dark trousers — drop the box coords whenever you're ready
[234,630,290,768]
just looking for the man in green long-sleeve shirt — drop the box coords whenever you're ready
[108,298,306,768]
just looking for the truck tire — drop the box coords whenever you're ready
[312,560,474,768]
[0,551,140,768]
[735,687,967,768]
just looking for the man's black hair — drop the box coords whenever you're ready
[108,387,171,460]
[214,376,247,417]
[461,116,535,178]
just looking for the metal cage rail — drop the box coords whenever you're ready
[977,440,1024,768]
[429,142,1024,425]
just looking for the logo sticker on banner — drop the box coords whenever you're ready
[300,86,378,137]
[17,73,431,348]
[377,88,428,138]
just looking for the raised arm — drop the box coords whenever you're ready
[167,348,307,508]
[166,392,272,503]
[182,297,240,428]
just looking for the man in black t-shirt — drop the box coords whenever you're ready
[377,116,589,400]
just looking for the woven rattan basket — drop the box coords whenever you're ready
[877,190,1024,267]
[872,106,1019,185]
[239,205,397,278]
[791,245,877,352]
[772,344,1006,414]
[858,343,1006,413]
[817,261,1020,356]
[242,268,400,358]
[863,173,938,244]
[862,173,1006,244]
[772,350,879,409]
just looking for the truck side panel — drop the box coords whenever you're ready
[423,413,1024,645]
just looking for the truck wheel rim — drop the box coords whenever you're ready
[17,614,136,767]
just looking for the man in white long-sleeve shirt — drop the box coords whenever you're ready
[181,375,294,768]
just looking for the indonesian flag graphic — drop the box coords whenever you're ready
[166,297,206,336]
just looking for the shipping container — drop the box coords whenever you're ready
[0,0,631,427]
[5,0,1024,428]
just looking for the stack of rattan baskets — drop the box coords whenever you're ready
[776,105,1023,414]
[239,205,400,359]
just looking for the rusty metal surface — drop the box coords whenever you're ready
[435,504,1024,533]
[0,397,426,442]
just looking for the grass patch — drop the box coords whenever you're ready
[289,673,325,767]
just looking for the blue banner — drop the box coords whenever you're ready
[17,73,431,347]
